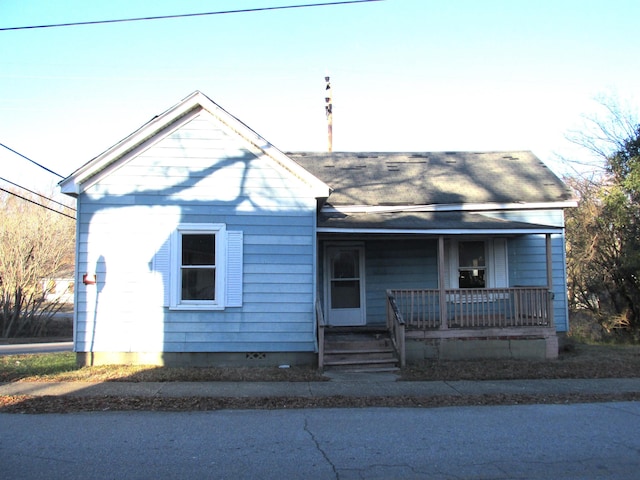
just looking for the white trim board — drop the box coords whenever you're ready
[322,201,577,215]
[316,227,563,235]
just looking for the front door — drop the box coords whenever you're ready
[325,245,366,326]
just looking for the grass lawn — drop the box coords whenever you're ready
[0,352,77,382]
[1,342,639,383]
[0,352,326,383]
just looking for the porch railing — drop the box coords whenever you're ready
[385,290,406,367]
[389,287,554,330]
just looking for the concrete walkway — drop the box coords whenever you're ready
[1,375,640,399]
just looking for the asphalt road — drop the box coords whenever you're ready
[1,402,639,479]
[0,342,73,355]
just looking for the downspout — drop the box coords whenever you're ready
[546,233,555,327]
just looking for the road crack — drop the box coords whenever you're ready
[443,380,464,395]
[303,417,339,479]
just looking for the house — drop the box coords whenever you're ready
[59,91,576,367]
[42,268,75,304]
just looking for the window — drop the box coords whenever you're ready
[330,249,362,309]
[446,238,508,289]
[180,233,216,301]
[153,223,243,310]
[173,224,224,308]
[458,241,486,288]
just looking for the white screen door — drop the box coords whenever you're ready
[326,246,366,326]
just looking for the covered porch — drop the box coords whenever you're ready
[318,232,562,369]
[386,235,558,366]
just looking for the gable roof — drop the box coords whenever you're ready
[59,91,331,198]
[59,91,575,235]
[288,151,574,208]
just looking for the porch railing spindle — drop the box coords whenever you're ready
[390,286,554,330]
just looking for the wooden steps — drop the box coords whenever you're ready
[322,329,400,372]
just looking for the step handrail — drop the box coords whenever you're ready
[386,289,406,367]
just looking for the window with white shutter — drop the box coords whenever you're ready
[153,224,243,310]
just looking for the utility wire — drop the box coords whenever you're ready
[0,187,75,220]
[0,176,76,211]
[0,142,64,178]
[0,0,383,31]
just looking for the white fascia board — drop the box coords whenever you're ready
[316,227,564,235]
[60,91,331,199]
[63,108,201,195]
[323,201,578,214]
[59,92,205,195]
[59,177,80,196]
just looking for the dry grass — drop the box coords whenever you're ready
[0,353,326,383]
[3,391,640,414]
[401,342,640,381]
[2,342,639,384]
[2,342,639,413]
[46,364,328,383]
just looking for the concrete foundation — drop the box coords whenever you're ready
[76,351,316,368]
[406,335,557,363]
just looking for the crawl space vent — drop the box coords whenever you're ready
[246,352,267,360]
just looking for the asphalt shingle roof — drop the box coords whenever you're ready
[289,151,573,207]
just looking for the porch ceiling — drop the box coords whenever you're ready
[317,210,562,234]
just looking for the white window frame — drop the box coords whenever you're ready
[446,238,508,290]
[170,223,226,310]
[456,240,488,289]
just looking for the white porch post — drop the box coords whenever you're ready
[438,235,448,329]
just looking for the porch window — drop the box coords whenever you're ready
[446,238,508,289]
[458,241,486,288]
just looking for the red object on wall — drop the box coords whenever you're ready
[83,274,97,285]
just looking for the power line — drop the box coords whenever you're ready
[0,142,64,179]
[0,176,76,211]
[0,187,75,220]
[0,0,383,31]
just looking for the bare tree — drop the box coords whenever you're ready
[568,94,638,159]
[564,95,640,338]
[0,188,75,337]
[564,176,601,312]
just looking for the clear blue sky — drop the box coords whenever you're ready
[1,0,639,192]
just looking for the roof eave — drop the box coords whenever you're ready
[317,227,564,235]
[322,201,578,214]
[59,92,206,196]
